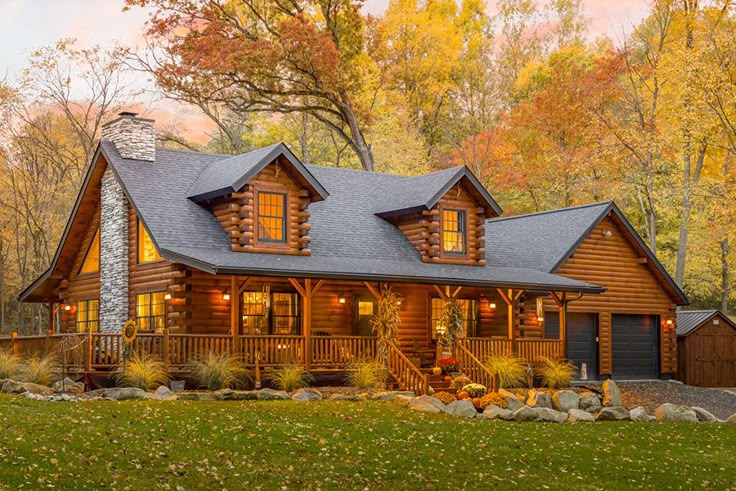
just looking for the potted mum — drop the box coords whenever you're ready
[437,357,459,376]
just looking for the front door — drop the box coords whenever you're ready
[355,296,376,336]
[545,311,598,380]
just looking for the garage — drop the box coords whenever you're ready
[612,314,659,379]
[545,312,598,380]
[677,310,736,387]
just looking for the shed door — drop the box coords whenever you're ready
[612,314,659,379]
[544,312,598,380]
[686,321,736,387]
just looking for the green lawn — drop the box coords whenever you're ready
[0,395,734,490]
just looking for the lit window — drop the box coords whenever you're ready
[241,291,300,335]
[136,292,166,332]
[442,209,466,254]
[257,192,286,243]
[430,298,478,339]
[138,219,161,263]
[79,229,100,274]
[76,299,99,333]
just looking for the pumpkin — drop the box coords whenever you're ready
[443,376,452,382]
[471,398,482,409]
[432,366,442,376]
[457,391,469,400]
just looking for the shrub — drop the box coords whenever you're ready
[432,391,456,405]
[479,392,508,409]
[0,348,21,379]
[484,353,527,389]
[119,353,169,390]
[188,352,252,391]
[460,383,486,398]
[450,375,471,391]
[536,357,576,389]
[346,360,387,389]
[17,354,60,386]
[267,364,313,392]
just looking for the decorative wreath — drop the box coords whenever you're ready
[121,320,138,345]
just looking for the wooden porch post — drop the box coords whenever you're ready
[289,278,325,370]
[497,288,523,355]
[230,275,238,353]
[47,302,54,333]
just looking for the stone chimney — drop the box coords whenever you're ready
[101,111,156,161]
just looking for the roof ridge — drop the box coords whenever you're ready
[678,309,718,314]
[305,163,421,179]
[490,201,613,222]
[155,146,232,158]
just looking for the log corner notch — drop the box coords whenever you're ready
[288,278,325,369]
[497,288,524,347]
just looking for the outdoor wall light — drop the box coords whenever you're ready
[603,230,613,238]
[63,304,71,311]
[665,319,673,326]
[338,296,346,304]
[164,292,172,301]
[489,302,497,309]
[222,291,231,301]
[537,316,544,323]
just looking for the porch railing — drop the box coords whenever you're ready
[456,341,496,390]
[463,337,513,361]
[239,335,305,367]
[386,341,430,396]
[311,335,376,369]
[516,339,564,362]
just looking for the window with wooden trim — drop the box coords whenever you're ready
[76,299,99,333]
[257,191,287,243]
[442,209,466,254]
[430,298,478,339]
[137,219,161,264]
[79,229,100,274]
[241,291,300,335]
[136,291,166,332]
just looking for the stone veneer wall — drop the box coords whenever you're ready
[99,167,129,332]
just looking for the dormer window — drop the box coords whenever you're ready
[257,191,287,243]
[442,209,466,254]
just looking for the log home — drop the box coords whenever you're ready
[19,113,688,392]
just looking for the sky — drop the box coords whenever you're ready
[0,0,651,140]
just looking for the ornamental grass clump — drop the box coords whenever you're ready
[460,383,486,399]
[0,348,21,380]
[119,353,169,390]
[267,364,313,392]
[346,360,387,389]
[479,392,508,409]
[17,353,60,386]
[188,352,252,391]
[536,356,576,389]
[484,353,526,389]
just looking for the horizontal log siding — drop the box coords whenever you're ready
[555,216,676,375]
[58,202,101,332]
[210,158,312,255]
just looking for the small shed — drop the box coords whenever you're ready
[677,310,736,387]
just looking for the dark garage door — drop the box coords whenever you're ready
[612,314,659,379]
[545,312,598,380]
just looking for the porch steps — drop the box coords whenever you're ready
[425,370,456,394]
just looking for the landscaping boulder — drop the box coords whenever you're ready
[177,392,218,401]
[579,391,602,413]
[52,378,85,395]
[597,406,631,421]
[152,385,177,401]
[479,405,513,421]
[445,400,477,418]
[533,407,567,423]
[602,379,622,407]
[654,403,698,423]
[329,394,362,401]
[215,389,258,401]
[408,395,447,413]
[567,408,595,423]
[393,395,414,406]
[256,388,290,401]
[103,387,150,401]
[629,406,649,422]
[1,380,27,394]
[527,390,552,409]
[292,388,322,401]
[726,413,736,424]
[513,405,540,422]
[691,407,718,423]
[499,389,523,411]
[552,390,579,412]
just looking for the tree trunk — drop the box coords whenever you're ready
[722,238,730,315]
[676,143,706,287]
[299,112,310,164]
[340,90,375,172]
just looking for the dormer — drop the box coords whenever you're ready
[188,143,328,255]
[375,167,501,266]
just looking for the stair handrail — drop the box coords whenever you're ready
[456,340,497,391]
[386,340,430,396]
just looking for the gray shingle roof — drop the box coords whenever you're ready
[101,142,603,293]
[676,310,736,337]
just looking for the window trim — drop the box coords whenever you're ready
[78,228,101,275]
[441,208,467,255]
[241,290,301,335]
[255,190,288,245]
[137,218,163,265]
[75,298,99,333]
[135,290,166,332]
